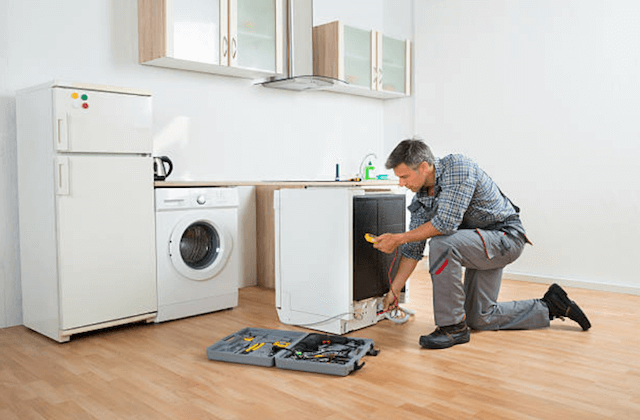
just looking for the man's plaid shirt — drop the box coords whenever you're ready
[401,154,527,261]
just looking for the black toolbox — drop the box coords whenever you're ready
[206,327,379,376]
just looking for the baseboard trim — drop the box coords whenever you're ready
[503,271,640,296]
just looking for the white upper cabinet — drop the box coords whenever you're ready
[138,0,283,78]
[313,21,411,99]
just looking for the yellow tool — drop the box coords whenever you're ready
[364,233,377,243]
[245,342,265,353]
[273,341,290,348]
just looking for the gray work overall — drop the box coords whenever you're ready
[428,229,550,330]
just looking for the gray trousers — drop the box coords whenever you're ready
[428,229,550,330]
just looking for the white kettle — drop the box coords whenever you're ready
[153,156,173,181]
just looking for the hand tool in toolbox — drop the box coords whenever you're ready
[207,327,379,376]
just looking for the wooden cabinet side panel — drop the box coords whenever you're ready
[138,0,167,63]
[313,21,341,79]
[256,186,278,289]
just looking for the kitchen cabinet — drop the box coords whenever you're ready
[313,21,411,99]
[138,0,284,79]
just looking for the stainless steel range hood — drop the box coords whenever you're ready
[260,0,347,91]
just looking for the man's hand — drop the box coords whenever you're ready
[372,233,404,254]
[382,289,399,312]
[379,256,418,314]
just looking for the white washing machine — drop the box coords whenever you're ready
[155,187,239,322]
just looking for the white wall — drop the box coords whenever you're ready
[0,0,413,328]
[314,0,384,30]
[415,0,640,293]
[314,0,416,165]
[383,0,415,158]
[1,0,21,328]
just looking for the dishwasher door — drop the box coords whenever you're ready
[274,188,356,330]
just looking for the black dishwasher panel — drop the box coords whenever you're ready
[353,194,406,302]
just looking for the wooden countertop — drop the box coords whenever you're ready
[154,180,398,188]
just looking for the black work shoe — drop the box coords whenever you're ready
[419,322,470,349]
[542,283,591,331]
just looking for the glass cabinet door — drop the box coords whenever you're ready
[343,25,372,89]
[381,35,406,93]
[235,0,277,72]
[171,0,221,65]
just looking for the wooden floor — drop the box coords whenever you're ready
[2,263,640,419]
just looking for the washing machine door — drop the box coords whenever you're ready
[169,216,233,281]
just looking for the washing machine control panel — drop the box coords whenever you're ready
[155,187,239,211]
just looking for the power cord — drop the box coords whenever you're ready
[381,305,416,324]
[278,311,358,328]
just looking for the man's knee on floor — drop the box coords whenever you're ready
[466,312,499,331]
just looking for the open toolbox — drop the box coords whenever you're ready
[206,327,379,376]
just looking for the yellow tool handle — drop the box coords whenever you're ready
[245,342,265,353]
[273,341,290,348]
[364,233,377,243]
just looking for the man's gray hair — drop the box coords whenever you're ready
[385,137,435,170]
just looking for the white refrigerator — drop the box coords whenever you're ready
[17,81,158,342]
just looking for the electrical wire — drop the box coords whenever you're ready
[388,249,400,307]
[377,248,416,324]
[377,248,399,314]
[277,311,357,327]
[383,306,416,324]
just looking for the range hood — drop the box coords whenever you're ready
[260,0,347,91]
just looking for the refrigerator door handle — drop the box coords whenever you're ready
[56,156,70,195]
[57,116,69,151]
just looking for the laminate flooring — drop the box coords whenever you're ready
[2,262,640,419]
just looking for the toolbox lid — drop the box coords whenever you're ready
[206,327,307,367]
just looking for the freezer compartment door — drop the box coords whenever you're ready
[53,88,152,154]
[56,155,157,330]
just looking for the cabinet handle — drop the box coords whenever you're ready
[222,36,229,58]
[231,37,237,59]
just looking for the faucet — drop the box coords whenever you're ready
[359,152,377,180]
